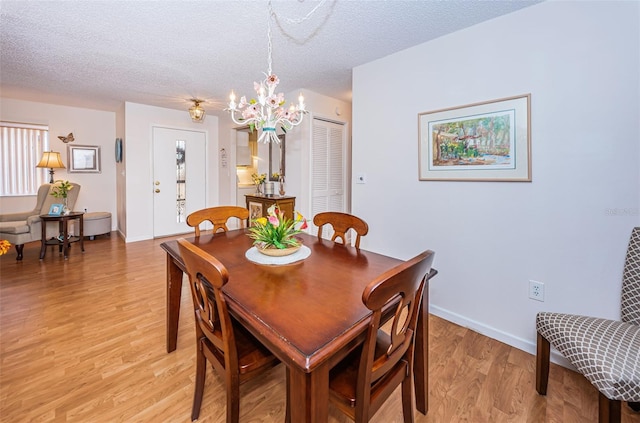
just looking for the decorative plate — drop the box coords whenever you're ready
[245,245,311,266]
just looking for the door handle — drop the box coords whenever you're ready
[155,181,160,186]
[155,189,160,193]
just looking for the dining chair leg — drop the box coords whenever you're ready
[191,346,207,421]
[226,374,241,423]
[598,391,621,423]
[285,367,291,423]
[401,377,415,423]
[535,332,550,395]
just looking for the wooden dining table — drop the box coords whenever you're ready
[160,230,437,422]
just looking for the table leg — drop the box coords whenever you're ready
[288,363,329,423]
[414,282,429,414]
[62,219,70,259]
[166,254,183,353]
[79,215,84,252]
[39,219,47,259]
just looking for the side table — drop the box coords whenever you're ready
[39,212,85,260]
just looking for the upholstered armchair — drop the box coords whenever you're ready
[536,227,640,422]
[0,182,81,260]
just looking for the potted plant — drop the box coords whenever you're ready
[247,204,307,256]
[50,180,73,214]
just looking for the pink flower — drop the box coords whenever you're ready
[266,74,279,86]
[268,215,280,227]
[266,95,280,108]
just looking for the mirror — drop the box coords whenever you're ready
[269,134,285,181]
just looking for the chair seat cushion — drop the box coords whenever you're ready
[0,220,30,234]
[536,312,640,401]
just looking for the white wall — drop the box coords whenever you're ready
[352,1,640,361]
[123,102,219,242]
[0,98,117,227]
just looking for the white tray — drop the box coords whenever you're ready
[245,245,311,265]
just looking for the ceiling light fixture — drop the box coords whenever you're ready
[189,99,206,122]
[226,2,312,144]
[36,151,66,183]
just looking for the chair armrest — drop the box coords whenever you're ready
[0,210,38,222]
[26,215,42,225]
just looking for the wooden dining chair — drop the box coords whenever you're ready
[328,249,435,423]
[177,239,281,422]
[313,211,369,248]
[186,206,249,236]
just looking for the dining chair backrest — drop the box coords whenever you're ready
[187,206,249,236]
[178,238,234,362]
[313,211,369,248]
[329,249,435,422]
[177,238,280,422]
[621,226,640,325]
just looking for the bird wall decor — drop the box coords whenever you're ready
[58,132,74,143]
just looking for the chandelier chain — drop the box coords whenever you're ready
[268,0,328,25]
[267,9,273,75]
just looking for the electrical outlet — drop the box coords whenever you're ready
[529,280,544,302]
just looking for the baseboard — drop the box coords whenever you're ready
[430,305,575,370]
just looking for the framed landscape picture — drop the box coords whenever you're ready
[418,94,531,182]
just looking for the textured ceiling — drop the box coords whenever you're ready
[0,0,541,116]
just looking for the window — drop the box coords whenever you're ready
[0,122,49,196]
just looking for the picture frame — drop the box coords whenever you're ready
[418,94,531,182]
[48,203,63,216]
[68,145,101,173]
[248,201,263,226]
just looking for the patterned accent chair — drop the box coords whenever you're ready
[536,227,640,422]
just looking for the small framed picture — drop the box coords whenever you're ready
[68,145,101,173]
[48,204,63,216]
[248,201,263,227]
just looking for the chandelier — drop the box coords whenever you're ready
[226,5,307,144]
[188,99,205,122]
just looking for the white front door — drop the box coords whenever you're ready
[152,127,206,237]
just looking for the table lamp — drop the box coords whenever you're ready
[36,151,66,183]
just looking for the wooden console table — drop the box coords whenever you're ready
[245,194,295,224]
[39,212,84,259]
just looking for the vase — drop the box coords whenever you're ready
[278,175,285,196]
[257,244,301,257]
[62,197,70,215]
[255,183,264,195]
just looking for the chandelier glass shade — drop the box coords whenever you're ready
[188,99,205,122]
[226,7,307,144]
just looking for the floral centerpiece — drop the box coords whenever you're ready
[247,204,307,256]
[0,240,11,256]
[50,180,73,214]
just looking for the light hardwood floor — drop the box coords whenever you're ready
[1,234,638,422]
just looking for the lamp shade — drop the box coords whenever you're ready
[189,99,205,122]
[36,151,65,169]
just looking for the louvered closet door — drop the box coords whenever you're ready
[311,118,347,240]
